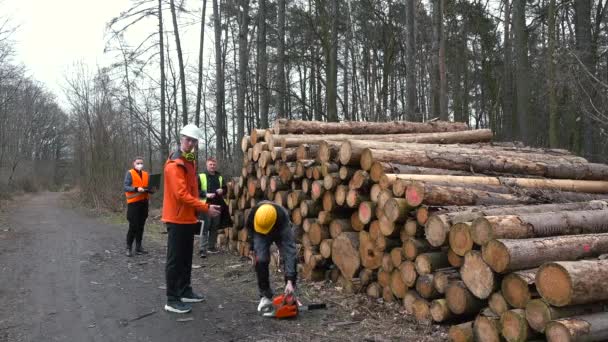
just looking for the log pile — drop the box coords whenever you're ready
[222,119,608,341]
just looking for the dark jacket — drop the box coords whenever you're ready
[246,201,297,282]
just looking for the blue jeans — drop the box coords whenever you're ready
[199,213,221,253]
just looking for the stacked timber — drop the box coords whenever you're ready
[225,119,608,341]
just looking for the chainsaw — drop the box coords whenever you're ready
[262,293,326,319]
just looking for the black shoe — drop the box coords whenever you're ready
[199,251,207,258]
[126,247,133,257]
[181,290,205,303]
[207,248,219,255]
[135,246,148,255]
[164,301,192,314]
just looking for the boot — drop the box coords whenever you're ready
[126,246,133,257]
[135,244,148,255]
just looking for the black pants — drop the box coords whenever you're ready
[126,200,148,248]
[165,223,198,302]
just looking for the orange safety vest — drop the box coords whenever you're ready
[125,169,149,203]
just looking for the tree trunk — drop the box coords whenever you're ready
[405,0,417,120]
[326,0,338,122]
[213,0,225,157]
[384,174,608,194]
[545,312,608,342]
[257,0,269,128]
[360,145,608,180]
[236,0,250,160]
[547,0,558,148]
[331,232,360,280]
[195,0,208,126]
[482,234,608,273]
[502,0,514,139]
[574,0,595,158]
[158,0,168,157]
[276,0,286,118]
[471,209,608,246]
[525,298,607,333]
[513,0,529,143]
[272,118,468,134]
[426,200,608,247]
[169,0,188,124]
[536,260,608,307]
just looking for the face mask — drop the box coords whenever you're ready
[134,163,144,171]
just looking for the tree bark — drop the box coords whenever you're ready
[158,0,168,157]
[547,0,558,148]
[257,0,269,128]
[524,298,607,333]
[195,0,208,126]
[472,209,608,246]
[425,200,608,247]
[169,0,188,124]
[213,0,225,157]
[276,0,286,118]
[482,233,608,273]
[405,0,417,120]
[272,118,468,135]
[513,0,529,143]
[545,312,608,342]
[536,260,608,307]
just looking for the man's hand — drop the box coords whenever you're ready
[284,280,295,294]
[137,187,145,192]
[207,204,221,217]
[216,189,224,195]
[206,193,216,199]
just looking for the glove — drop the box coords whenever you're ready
[284,280,295,294]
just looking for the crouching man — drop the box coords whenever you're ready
[246,201,297,313]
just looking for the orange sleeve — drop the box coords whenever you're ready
[166,163,209,213]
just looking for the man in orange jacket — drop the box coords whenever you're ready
[162,124,221,314]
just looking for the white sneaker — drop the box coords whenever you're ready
[257,297,273,312]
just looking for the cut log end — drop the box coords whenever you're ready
[471,217,493,246]
[405,182,425,207]
[482,240,510,273]
[461,251,496,300]
[502,272,534,309]
[448,322,474,342]
[500,309,530,342]
[449,222,474,257]
[425,215,449,247]
[524,299,551,333]
[535,263,571,307]
[473,315,501,342]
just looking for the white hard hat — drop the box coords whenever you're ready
[179,124,203,140]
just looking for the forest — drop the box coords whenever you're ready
[1,0,607,209]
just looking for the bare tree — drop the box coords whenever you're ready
[169,0,188,124]
[195,0,208,126]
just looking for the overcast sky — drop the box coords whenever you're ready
[1,0,213,108]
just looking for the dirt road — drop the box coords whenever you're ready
[0,192,444,342]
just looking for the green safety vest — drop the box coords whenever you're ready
[199,173,227,204]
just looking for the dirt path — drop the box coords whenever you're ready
[0,192,446,342]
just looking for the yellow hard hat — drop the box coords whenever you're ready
[254,204,277,235]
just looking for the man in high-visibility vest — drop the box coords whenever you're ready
[123,156,155,257]
[198,157,227,258]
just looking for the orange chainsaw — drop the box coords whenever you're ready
[262,294,326,319]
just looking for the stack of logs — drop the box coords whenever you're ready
[220,119,608,342]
